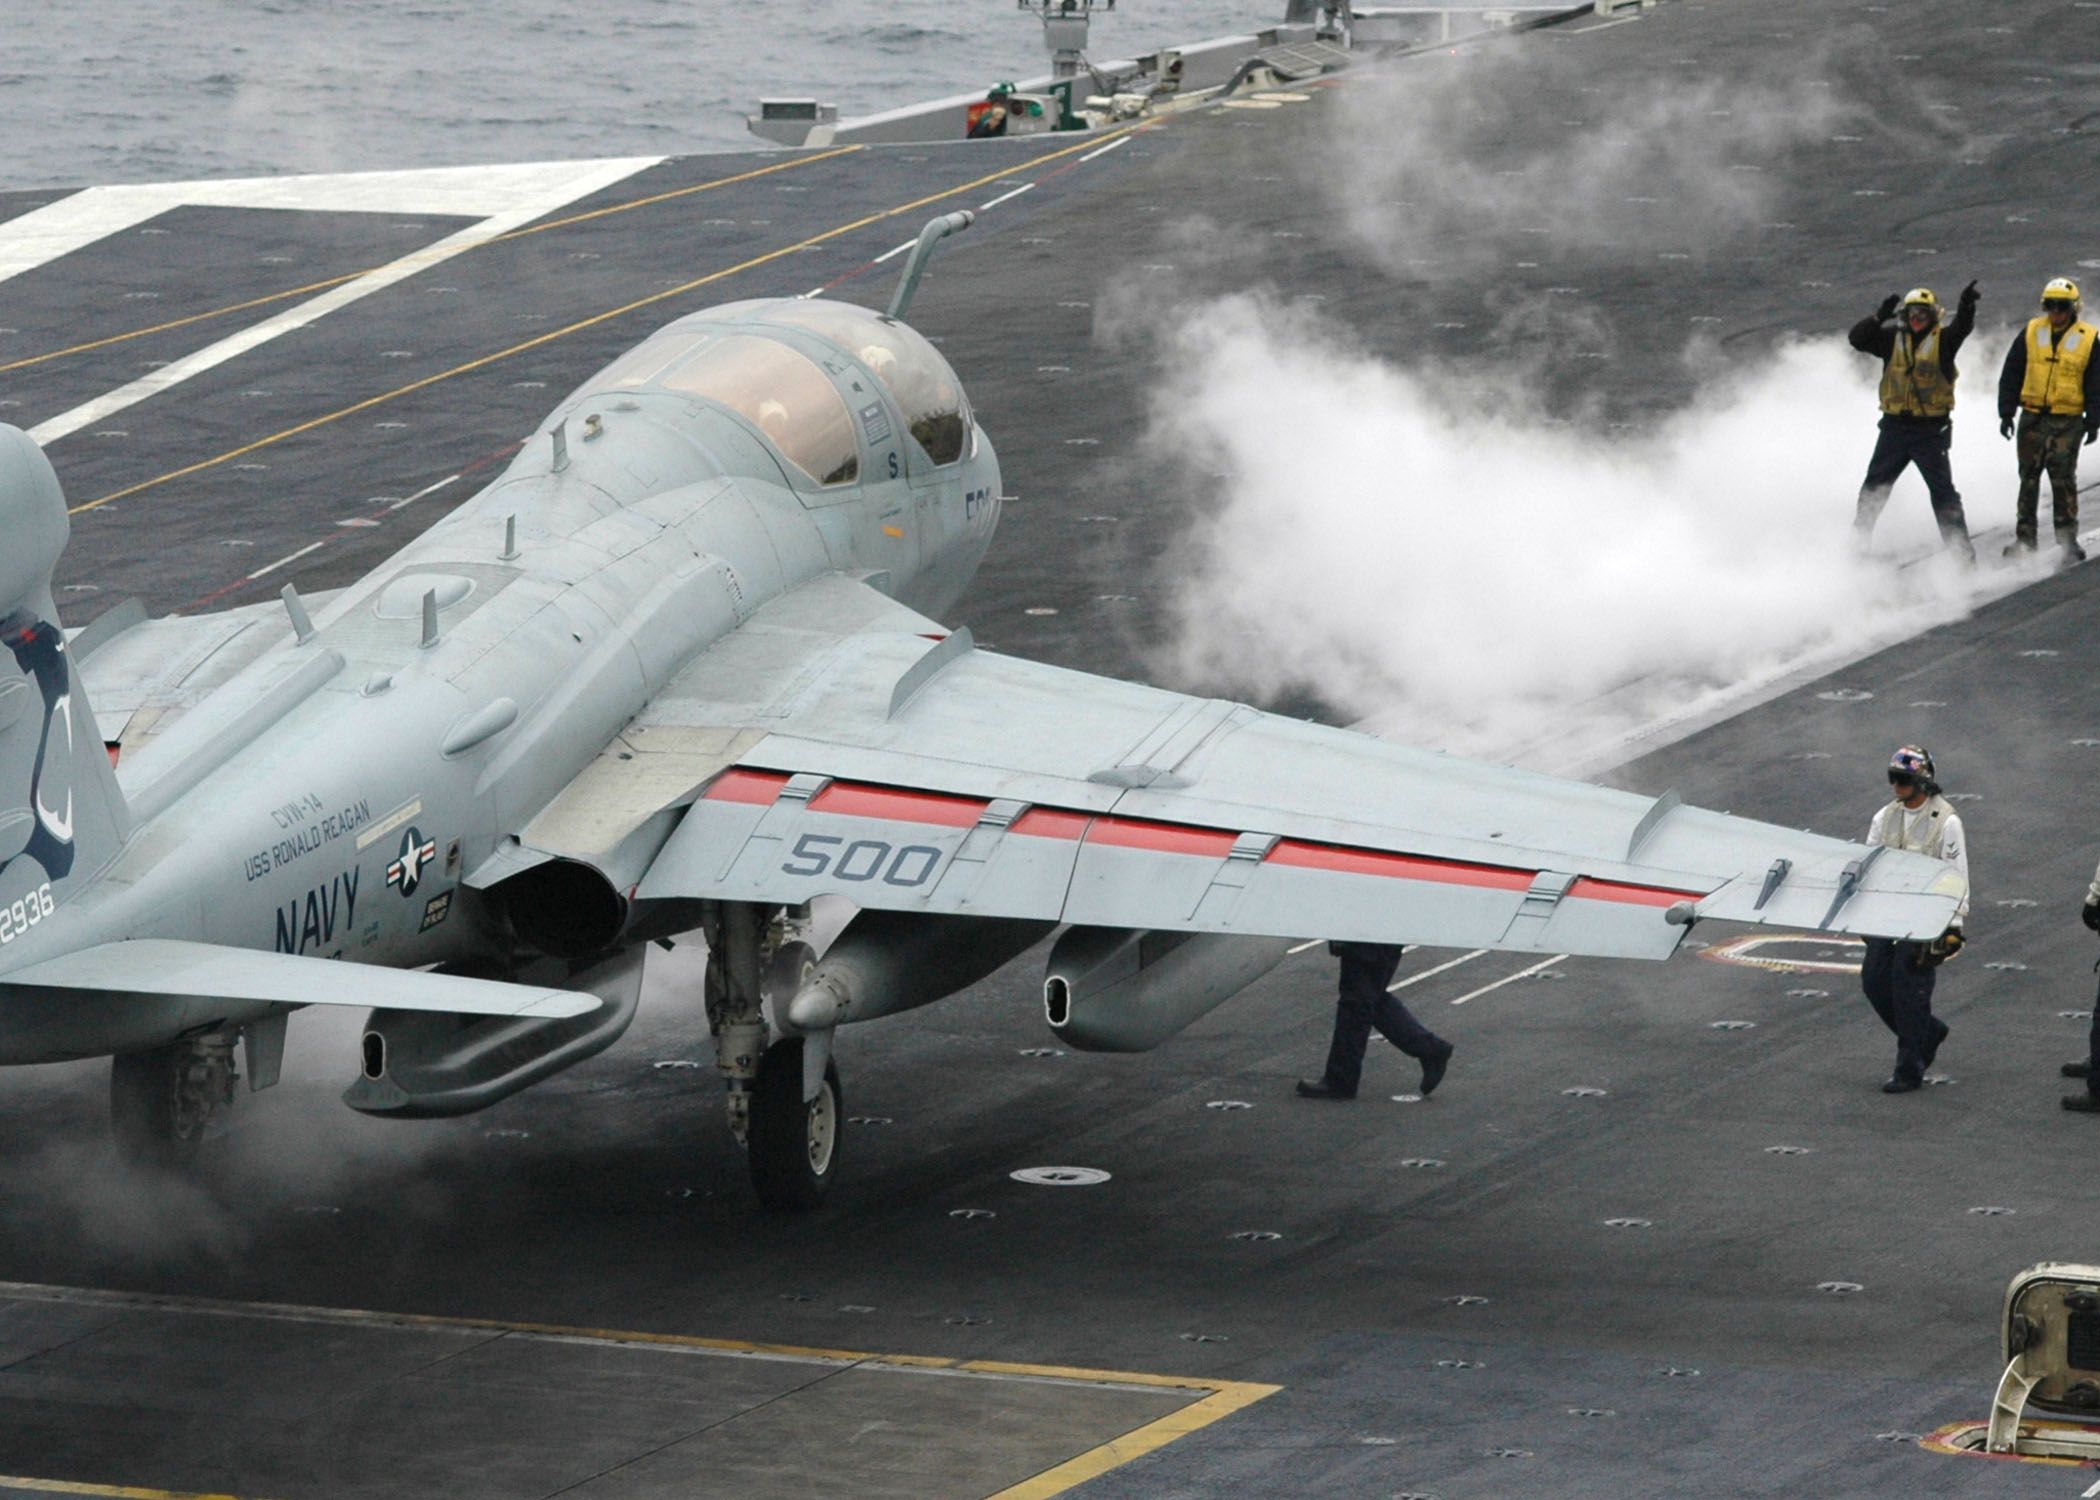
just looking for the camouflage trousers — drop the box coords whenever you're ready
[2014,410,2086,544]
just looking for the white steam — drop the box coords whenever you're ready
[1144,294,2014,763]
[1327,41,1858,275]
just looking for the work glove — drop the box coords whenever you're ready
[2002,416,2017,440]
[1959,279,1980,309]
[2082,899,2100,934]
[1912,927,1965,971]
[2087,426,2098,447]
[1877,292,1901,321]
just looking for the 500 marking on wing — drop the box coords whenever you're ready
[782,834,943,886]
[0,882,56,944]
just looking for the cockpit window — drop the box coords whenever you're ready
[659,335,859,486]
[589,332,711,391]
[760,301,970,466]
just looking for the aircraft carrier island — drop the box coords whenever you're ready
[1,0,2097,1494]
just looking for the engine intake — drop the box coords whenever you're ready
[343,949,641,1117]
[1043,927,1294,1052]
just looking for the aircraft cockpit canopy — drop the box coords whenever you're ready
[589,329,860,487]
[758,300,972,466]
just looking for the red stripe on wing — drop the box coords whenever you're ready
[1567,875,1702,907]
[1010,808,1094,840]
[701,769,1704,907]
[1088,818,1241,857]
[807,782,989,827]
[1268,839,1536,892]
[704,769,791,805]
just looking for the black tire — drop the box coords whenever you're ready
[762,941,818,1005]
[109,1045,205,1169]
[748,1037,842,1212]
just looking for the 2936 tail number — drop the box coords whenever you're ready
[0,882,56,945]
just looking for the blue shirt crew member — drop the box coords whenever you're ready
[2061,861,2100,1113]
[1996,276,2100,564]
[1859,746,1969,1094]
[1849,283,1979,563]
[1297,941,1454,1101]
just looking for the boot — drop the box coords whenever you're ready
[1419,1043,1454,1097]
[2004,535,2038,558]
[2064,1061,2092,1079]
[1295,1078,1356,1101]
[2060,531,2088,565]
[2063,1093,2100,1113]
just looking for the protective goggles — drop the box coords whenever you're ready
[2044,299,2077,313]
[1887,769,1920,787]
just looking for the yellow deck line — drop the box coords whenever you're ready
[0,1479,262,1499]
[0,1279,1275,1500]
[986,1379,1281,1500]
[1921,1418,2100,1467]
[67,122,1148,519]
[0,147,862,377]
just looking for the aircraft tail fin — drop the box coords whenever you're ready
[0,426,128,916]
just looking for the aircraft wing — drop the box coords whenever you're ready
[580,575,1963,960]
[0,940,597,1017]
[73,597,307,755]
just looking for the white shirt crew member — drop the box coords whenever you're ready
[1868,794,1970,928]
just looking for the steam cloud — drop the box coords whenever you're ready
[1140,295,2016,767]
[1324,39,1857,277]
[1130,41,2017,768]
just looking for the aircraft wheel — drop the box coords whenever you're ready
[109,1044,214,1168]
[762,940,818,1005]
[748,1037,842,1212]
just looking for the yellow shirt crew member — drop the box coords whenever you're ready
[1999,277,2100,561]
[1848,283,1979,562]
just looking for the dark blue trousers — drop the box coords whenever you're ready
[2086,975,2100,1098]
[1319,942,1449,1095]
[1853,415,1971,553]
[1860,937,1940,1084]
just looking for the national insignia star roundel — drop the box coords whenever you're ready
[385,825,439,897]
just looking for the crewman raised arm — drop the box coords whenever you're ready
[1850,282,1980,563]
[1997,277,2100,565]
[1857,746,1969,1094]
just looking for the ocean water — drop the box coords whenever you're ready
[3,0,1286,192]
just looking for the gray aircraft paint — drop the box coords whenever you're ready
[0,283,1957,1090]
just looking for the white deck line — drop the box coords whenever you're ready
[1448,954,1569,1006]
[388,474,460,511]
[1389,949,1488,991]
[245,540,324,580]
[979,182,1036,211]
[21,157,662,448]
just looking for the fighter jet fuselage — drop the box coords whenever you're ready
[0,299,1001,1063]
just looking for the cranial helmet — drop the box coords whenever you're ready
[1888,744,1936,788]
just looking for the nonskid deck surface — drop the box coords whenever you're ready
[1,1,2096,1495]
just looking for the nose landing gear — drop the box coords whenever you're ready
[749,1035,843,1211]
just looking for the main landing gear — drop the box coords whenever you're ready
[702,902,842,1211]
[109,1031,237,1168]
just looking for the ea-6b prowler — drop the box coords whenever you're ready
[0,216,1965,1208]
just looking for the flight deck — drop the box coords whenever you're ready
[1,1,2097,1495]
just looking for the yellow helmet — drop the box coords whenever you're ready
[2043,277,2082,308]
[1900,287,1938,311]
